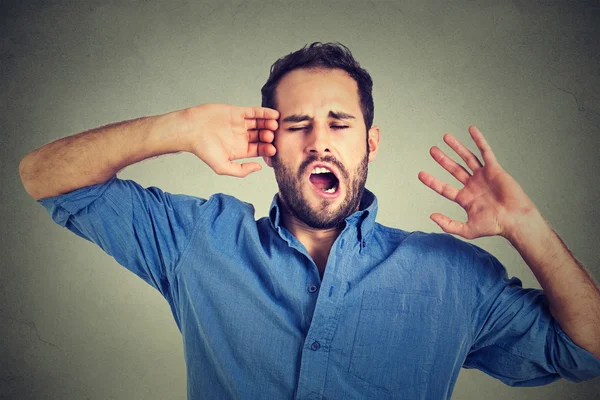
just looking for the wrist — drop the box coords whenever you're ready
[504,206,549,247]
[145,108,196,157]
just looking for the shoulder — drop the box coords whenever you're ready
[373,223,471,254]
[405,230,509,283]
[121,181,256,220]
[196,193,257,223]
[203,193,255,211]
[372,224,503,271]
[394,229,512,289]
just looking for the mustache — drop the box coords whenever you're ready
[297,155,349,180]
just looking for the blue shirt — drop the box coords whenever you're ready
[39,175,600,399]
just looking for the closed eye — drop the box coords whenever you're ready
[287,125,349,131]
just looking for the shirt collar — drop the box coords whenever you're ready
[268,188,378,244]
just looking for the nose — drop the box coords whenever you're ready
[306,123,332,155]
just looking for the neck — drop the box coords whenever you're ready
[279,202,344,280]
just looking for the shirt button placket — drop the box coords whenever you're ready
[297,252,345,399]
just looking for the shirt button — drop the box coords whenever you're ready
[311,341,321,351]
[308,285,318,293]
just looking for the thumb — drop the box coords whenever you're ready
[431,213,473,239]
[221,162,262,178]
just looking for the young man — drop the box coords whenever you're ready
[19,42,600,399]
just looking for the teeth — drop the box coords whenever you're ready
[323,187,336,194]
[311,167,332,174]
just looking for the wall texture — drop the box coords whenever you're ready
[2,0,599,399]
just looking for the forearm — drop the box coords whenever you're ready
[19,109,189,201]
[506,208,600,359]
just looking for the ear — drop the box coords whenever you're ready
[263,156,273,168]
[367,125,380,163]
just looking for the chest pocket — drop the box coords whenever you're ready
[348,289,442,393]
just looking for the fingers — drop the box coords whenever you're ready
[239,107,279,148]
[243,106,280,121]
[429,146,471,185]
[247,129,275,144]
[468,126,497,165]
[259,129,274,143]
[245,118,279,131]
[418,171,459,202]
[440,127,498,172]
[442,133,483,172]
[247,142,276,158]
[430,127,498,182]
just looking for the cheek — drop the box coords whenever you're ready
[339,140,367,163]
[274,136,299,161]
[272,146,295,170]
[273,133,288,153]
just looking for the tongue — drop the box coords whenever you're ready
[310,173,336,191]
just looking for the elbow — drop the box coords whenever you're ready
[18,154,29,178]
[18,155,42,201]
[18,154,32,187]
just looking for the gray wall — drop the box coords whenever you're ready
[2,0,600,399]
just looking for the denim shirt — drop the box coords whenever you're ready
[39,175,600,399]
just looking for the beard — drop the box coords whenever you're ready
[271,152,368,229]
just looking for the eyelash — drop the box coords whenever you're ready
[288,126,349,131]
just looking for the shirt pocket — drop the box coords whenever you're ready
[348,289,441,392]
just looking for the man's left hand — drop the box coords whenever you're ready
[418,126,536,240]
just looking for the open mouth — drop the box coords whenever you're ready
[309,166,340,195]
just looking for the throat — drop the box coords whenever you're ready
[278,201,342,278]
[296,229,340,279]
[314,257,326,280]
[310,247,330,280]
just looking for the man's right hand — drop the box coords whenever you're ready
[19,103,280,200]
[183,104,280,178]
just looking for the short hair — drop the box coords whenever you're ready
[261,42,374,131]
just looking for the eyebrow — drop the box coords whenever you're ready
[282,110,356,123]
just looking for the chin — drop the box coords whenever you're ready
[295,193,352,229]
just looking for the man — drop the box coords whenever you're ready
[19,42,600,399]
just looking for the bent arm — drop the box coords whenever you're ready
[19,109,189,201]
[506,208,600,360]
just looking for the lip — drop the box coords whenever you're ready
[304,161,343,200]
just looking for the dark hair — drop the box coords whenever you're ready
[261,42,374,131]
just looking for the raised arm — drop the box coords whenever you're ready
[418,125,600,360]
[18,104,280,200]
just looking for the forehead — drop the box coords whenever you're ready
[274,68,361,117]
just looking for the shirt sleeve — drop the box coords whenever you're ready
[37,175,207,298]
[462,243,600,386]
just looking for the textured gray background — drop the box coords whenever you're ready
[2,0,600,399]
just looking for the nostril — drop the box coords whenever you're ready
[308,146,331,153]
